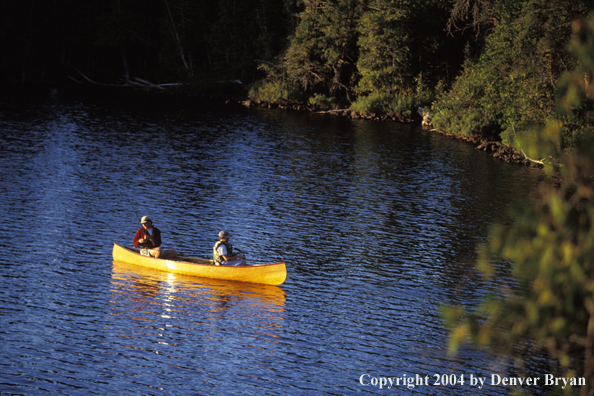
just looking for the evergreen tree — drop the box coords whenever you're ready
[356,0,412,95]
[282,0,366,96]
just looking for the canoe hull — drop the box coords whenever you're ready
[112,243,287,285]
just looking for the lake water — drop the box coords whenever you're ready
[0,87,551,395]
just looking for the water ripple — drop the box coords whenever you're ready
[0,88,551,395]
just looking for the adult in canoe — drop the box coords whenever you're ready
[213,230,247,266]
[133,216,177,259]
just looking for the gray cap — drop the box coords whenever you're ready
[218,230,232,238]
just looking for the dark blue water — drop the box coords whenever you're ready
[0,87,550,395]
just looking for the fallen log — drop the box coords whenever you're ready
[68,66,180,90]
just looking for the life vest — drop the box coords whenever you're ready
[213,240,234,263]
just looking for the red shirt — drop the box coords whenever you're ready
[133,227,162,248]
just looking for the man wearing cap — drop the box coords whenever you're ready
[133,216,177,259]
[213,231,247,266]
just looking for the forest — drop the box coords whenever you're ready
[2,0,591,145]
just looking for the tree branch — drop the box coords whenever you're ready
[164,0,191,73]
[511,122,546,165]
[69,65,179,89]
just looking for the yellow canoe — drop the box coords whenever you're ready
[112,243,287,285]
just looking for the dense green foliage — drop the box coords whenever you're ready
[283,0,365,96]
[252,0,461,113]
[356,0,412,95]
[432,0,588,141]
[2,0,593,142]
[443,13,594,395]
[249,0,593,147]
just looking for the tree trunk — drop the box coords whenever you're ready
[164,0,191,73]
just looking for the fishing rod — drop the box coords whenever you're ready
[123,192,141,224]
[111,179,141,223]
[108,175,142,224]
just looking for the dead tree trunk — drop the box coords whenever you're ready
[164,0,191,74]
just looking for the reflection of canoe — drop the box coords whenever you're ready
[112,243,287,285]
[112,260,286,307]
[111,260,286,338]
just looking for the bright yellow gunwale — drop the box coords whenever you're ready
[112,243,287,285]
